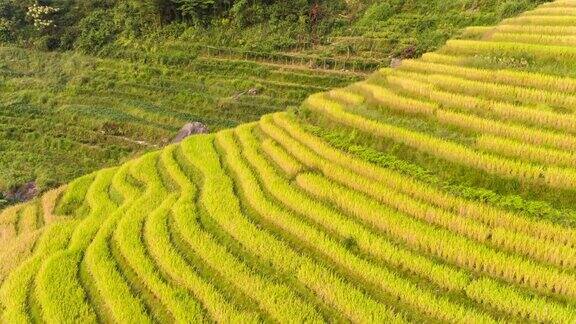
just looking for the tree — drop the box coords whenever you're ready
[172,0,216,21]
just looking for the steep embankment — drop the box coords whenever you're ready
[2,0,576,322]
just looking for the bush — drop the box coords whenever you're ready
[74,10,117,54]
[357,2,395,27]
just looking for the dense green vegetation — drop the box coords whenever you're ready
[0,45,359,193]
[0,0,550,203]
[4,0,576,322]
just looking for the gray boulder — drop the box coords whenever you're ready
[4,181,38,202]
[390,58,403,68]
[172,122,209,143]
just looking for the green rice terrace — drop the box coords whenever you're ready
[0,0,551,196]
[5,0,576,322]
[0,47,362,192]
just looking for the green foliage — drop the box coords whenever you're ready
[346,0,550,58]
[172,0,215,19]
[75,10,117,53]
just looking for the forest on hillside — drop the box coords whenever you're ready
[0,0,546,55]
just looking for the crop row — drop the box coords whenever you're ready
[305,93,576,190]
[257,117,576,323]
[266,113,576,248]
[111,152,205,322]
[261,138,305,177]
[542,0,576,8]
[54,173,96,216]
[297,169,576,301]
[394,69,576,113]
[371,75,576,151]
[208,131,407,323]
[82,159,156,323]
[266,111,576,271]
[420,52,466,66]
[385,73,576,135]
[40,187,65,225]
[244,125,475,293]
[397,58,576,94]
[0,220,78,323]
[34,168,118,323]
[495,24,576,35]
[491,32,576,46]
[262,114,576,300]
[502,15,576,26]
[476,135,576,169]
[179,135,333,323]
[297,171,576,323]
[0,229,41,287]
[17,203,39,236]
[156,145,262,323]
[0,205,19,243]
[523,7,576,16]
[440,39,576,63]
[176,139,320,322]
[221,126,486,322]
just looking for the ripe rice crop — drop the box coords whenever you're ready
[267,113,576,248]
[3,1,576,321]
[386,74,576,134]
[502,15,576,26]
[476,135,576,168]
[303,93,576,190]
[491,33,576,46]
[441,39,576,63]
[495,24,576,35]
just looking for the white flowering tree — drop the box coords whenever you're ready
[26,3,59,31]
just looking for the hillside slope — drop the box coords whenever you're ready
[3,0,576,322]
[0,0,550,205]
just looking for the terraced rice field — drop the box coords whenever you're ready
[3,0,576,322]
[0,46,361,190]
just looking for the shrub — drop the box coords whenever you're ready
[74,10,117,54]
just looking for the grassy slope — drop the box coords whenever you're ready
[0,0,549,199]
[0,46,360,191]
[2,0,576,322]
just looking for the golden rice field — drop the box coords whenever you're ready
[3,0,576,322]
